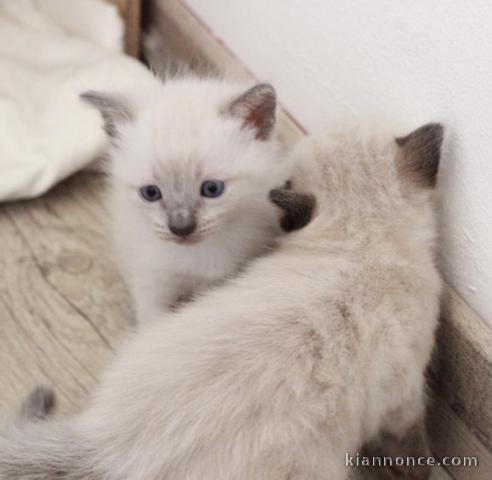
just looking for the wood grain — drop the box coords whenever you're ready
[428,394,491,480]
[434,289,492,452]
[0,172,132,417]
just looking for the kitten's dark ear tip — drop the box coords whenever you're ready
[79,90,100,103]
[268,188,284,203]
[255,83,276,96]
[270,188,316,232]
[396,123,444,148]
[79,91,133,138]
[227,83,277,141]
[396,122,444,187]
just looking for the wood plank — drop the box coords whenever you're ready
[433,289,492,451]
[428,394,491,480]
[0,172,131,418]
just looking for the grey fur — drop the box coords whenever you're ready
[80,91,133,138]
[0,418,91,479]
[226,83,276,140]
[362,418,431,479]
[0,389,88,479]
[269,188,316,232]
[17,386,56,423]
[395,123,443,187]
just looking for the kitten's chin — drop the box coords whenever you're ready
[175,235,203,246]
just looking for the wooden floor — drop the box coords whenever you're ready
[0,172,132,416]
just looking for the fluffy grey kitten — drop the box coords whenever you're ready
[81,76,292,323]
[0,123,443,480]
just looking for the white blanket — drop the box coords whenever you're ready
[0,0,155,201]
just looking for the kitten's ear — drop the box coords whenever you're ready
[226,83,276,140]
[80,91,134,138]
[269,187,317,232]
[395,123,443,187]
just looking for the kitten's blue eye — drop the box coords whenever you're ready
[139,185,162,202]
[200,180,225,198]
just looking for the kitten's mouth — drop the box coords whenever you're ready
[154,225,211,245]
[154,229,205,245]
[175,235,202,246]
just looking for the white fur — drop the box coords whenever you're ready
[0,0,152,201]
[108,77,292,323]
[0,125,442,479]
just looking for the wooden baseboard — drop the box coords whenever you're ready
[107,0,141,56]
[153,1,492,478]
[429,289,492,479]
[428,393,492,480]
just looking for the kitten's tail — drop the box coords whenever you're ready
[17,385,57,422]
[0,387,96,480]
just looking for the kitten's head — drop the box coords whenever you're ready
[272,123,443,242]
[81,78,290,244]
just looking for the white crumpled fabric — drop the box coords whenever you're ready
[0,0,155,201]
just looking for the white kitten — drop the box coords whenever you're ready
[0,123,443,480]
[82,77,292,323]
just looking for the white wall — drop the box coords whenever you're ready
[186,0,492,325]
